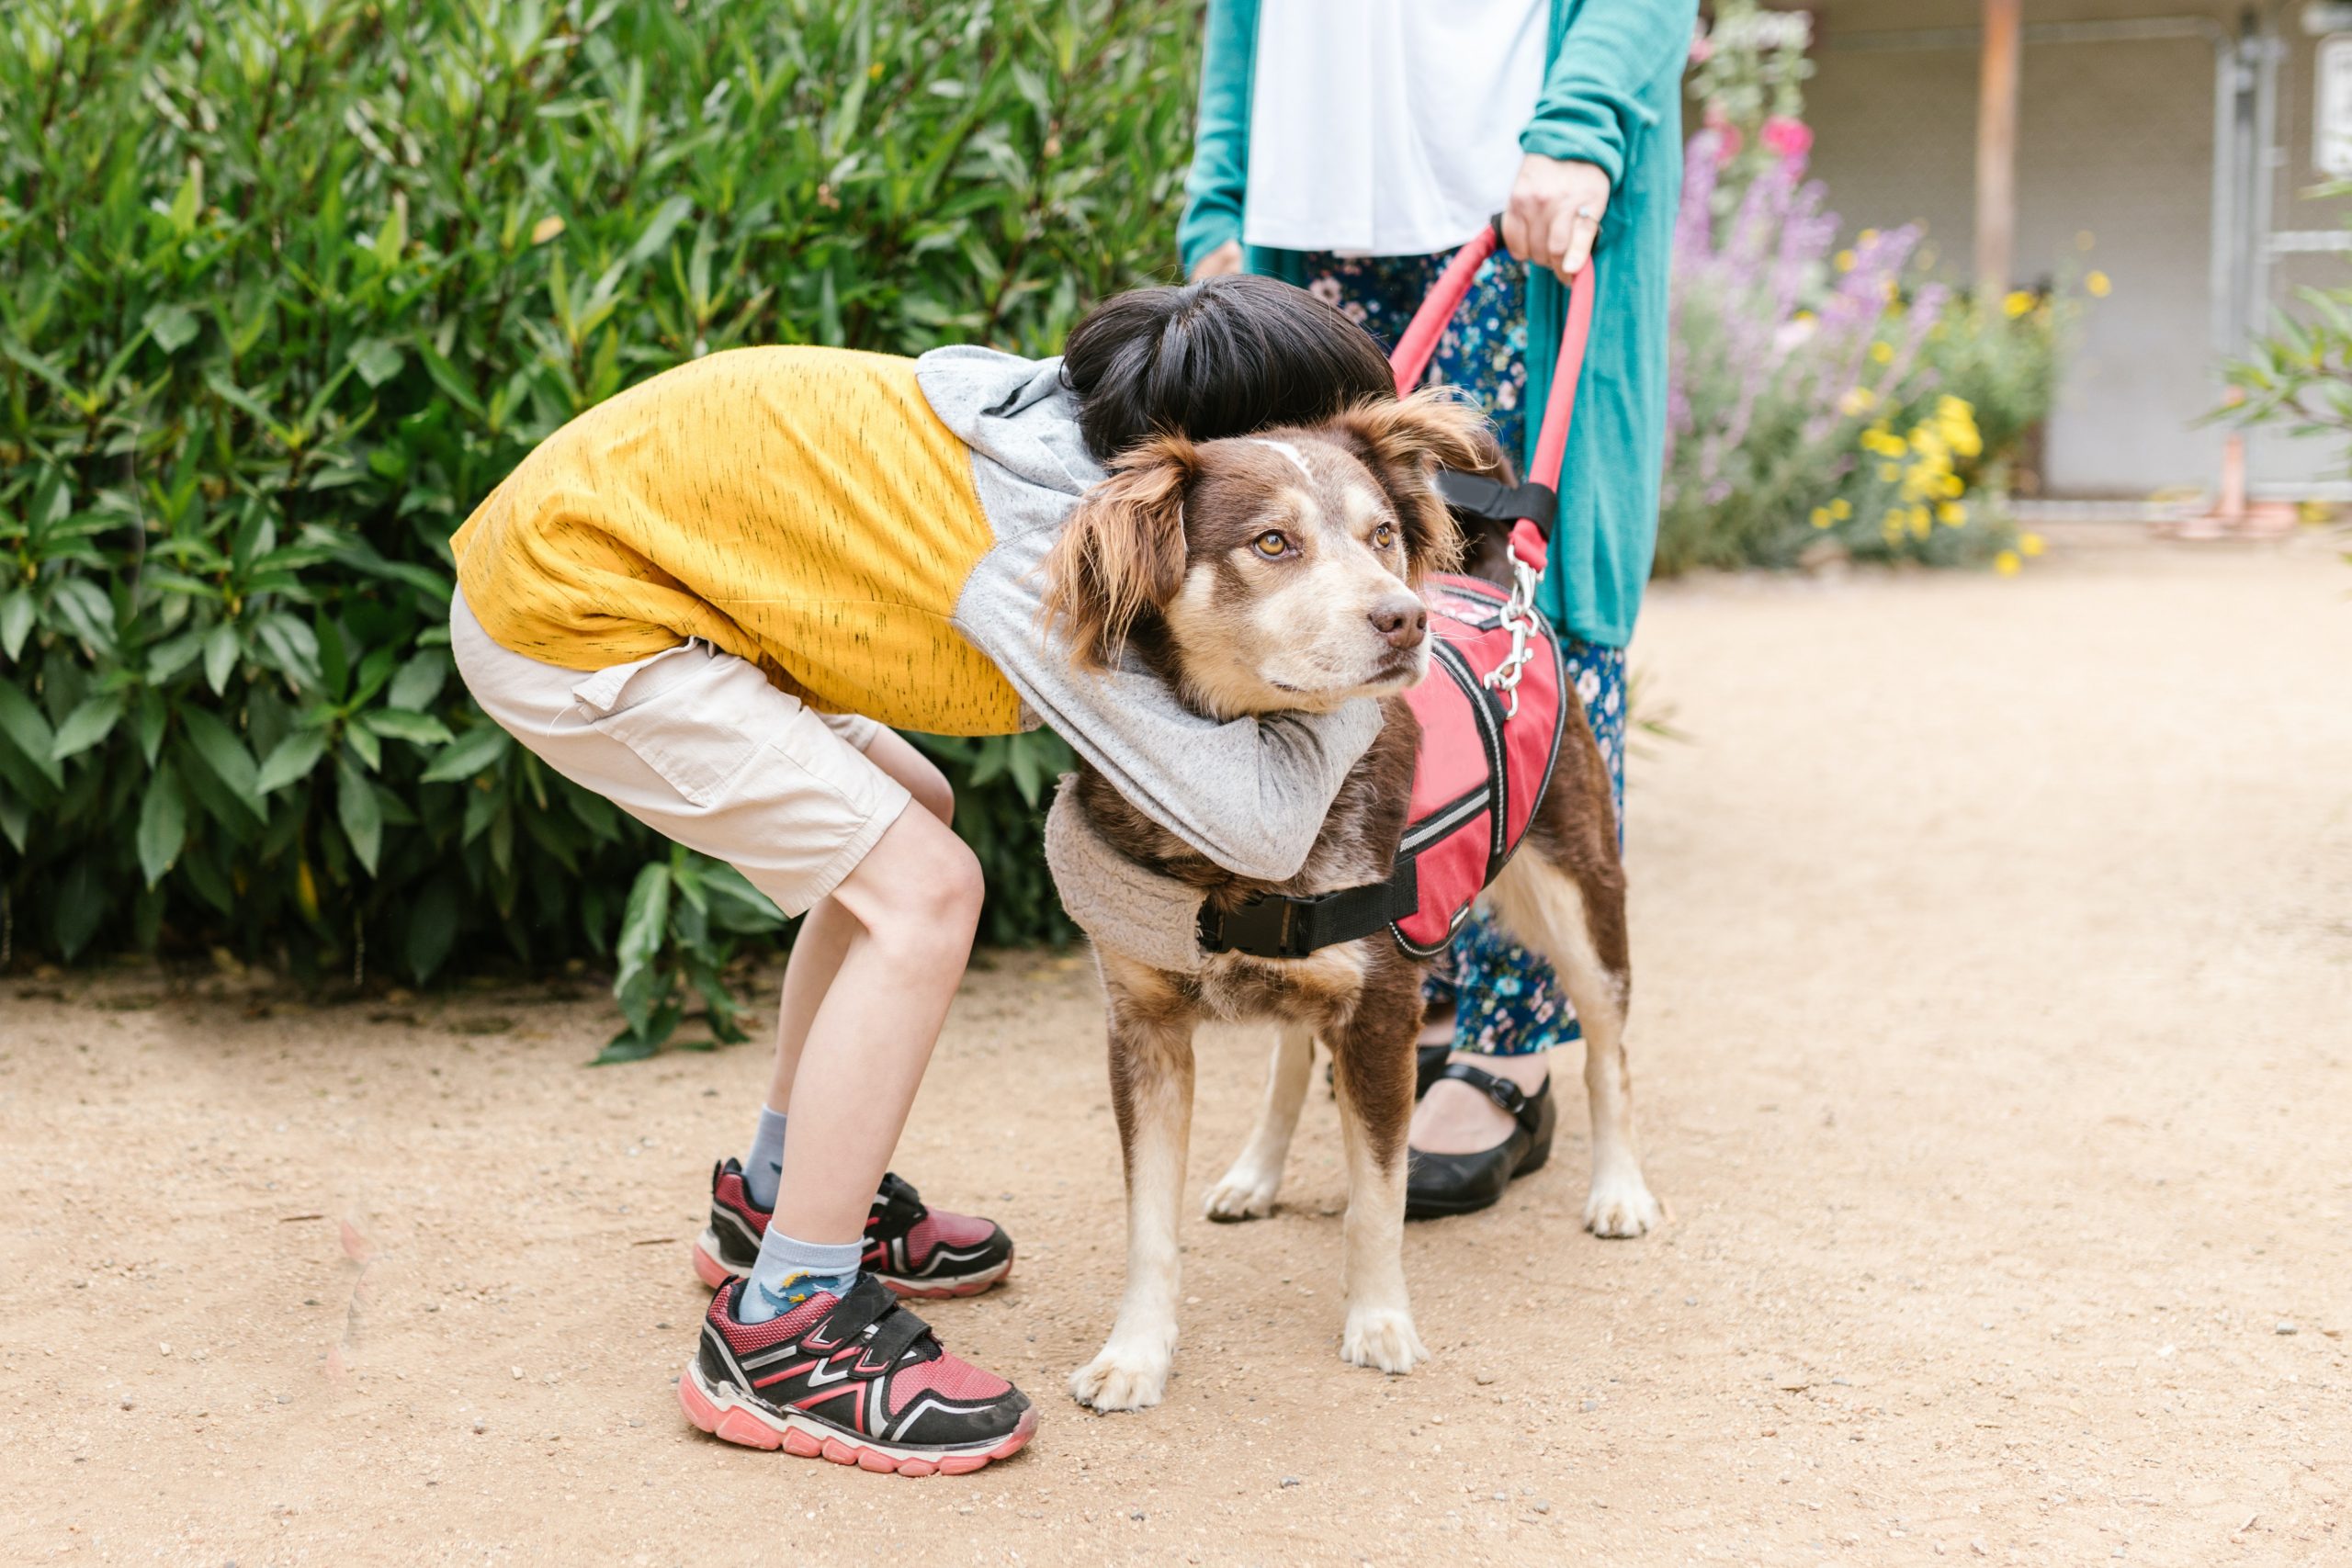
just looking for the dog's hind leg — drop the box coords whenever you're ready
[1329,972,1429,1374]
[1204,1025,1315,1222]
[1071,958,1196,1413]
[1487,855,1662,1238]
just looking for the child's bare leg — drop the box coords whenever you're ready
[762,730,956,1118]
[766,801,983,1248]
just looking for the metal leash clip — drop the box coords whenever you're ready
[1480,554,1542,719]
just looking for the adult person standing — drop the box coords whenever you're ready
[1180,0,1693,1219]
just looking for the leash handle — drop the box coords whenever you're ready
[1385,215,1597,503]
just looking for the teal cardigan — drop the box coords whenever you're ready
[1177,0,1694,649]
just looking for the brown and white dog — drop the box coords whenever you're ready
[1042,392,1661,1414]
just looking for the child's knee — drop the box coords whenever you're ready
[884,827,985,941]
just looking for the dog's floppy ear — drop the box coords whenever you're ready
[1329,389,1506,579]
[1042,434,1195,670]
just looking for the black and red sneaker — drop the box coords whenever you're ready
[680,1274,1037,1474]
[693,1161,1014,1300]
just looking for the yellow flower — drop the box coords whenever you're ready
[2086,270,2110,298]
[1882,513,1905,542]
[868,61,884,80]
[1810,506,1834,529]
[1937,502,1966,525]
[1940,472,1964,498]
[1908,508,1932,538]
[1836,250,1857,273]
[2003,290,2034,318]
[1838,387,1876,416]
[1870,342,1894,365]
[1994,550,2022,576]
[1878,462,1902,483]
[1829,498,1852,521]
[2019,531,2046,557]
[1858,228,1879,243]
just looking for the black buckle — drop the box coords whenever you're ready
[1435,468,1557,533]
[1197,859,1421,961]
[1197,893,1316,960]
[1439,1061,1527,1118]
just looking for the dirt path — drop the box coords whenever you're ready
[5,533,2350,1566]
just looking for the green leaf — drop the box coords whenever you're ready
[348,338,405,389]
[203,622,241,695]
[0,678,64,789]
[49,694,126,761]
[358,707,453,745]
[337,754,383,874]
[136,688,168,766]
[404,877,462,983]
[0,590,33,660]
[52,857,108,960]
[178,706,263,813]
[611,861,673,1034]
[422,724,511,782]
[0,778,27,853]
[626,194,696,266]
[146,627,206,683]
[145,303,200,353]
[387,649,450,712]
[137,763,187,886]
[255,729,329,793]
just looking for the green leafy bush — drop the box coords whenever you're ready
[2,0,1185,1032]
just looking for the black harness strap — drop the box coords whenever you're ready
[1196,856,1422,961]
[1435,468,1557,531]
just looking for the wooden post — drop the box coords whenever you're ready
[1974,0,2022,299]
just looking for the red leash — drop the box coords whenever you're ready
[1385,218,1597,577]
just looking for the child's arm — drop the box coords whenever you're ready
[1019,653,1382,885]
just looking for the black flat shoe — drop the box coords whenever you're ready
[1404,1063,1555,1219]
[1415,1043,1450,1099]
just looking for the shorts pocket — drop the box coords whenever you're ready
[570,644,775,809]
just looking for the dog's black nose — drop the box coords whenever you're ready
[1369,595,1428,650]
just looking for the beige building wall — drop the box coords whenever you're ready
[1797,0,2348,497]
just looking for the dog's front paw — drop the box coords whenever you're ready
[1070,1342,1173,1413]
[1340,1307,1429,1375]
[1203,1164,1280,1223]
[1584,1175,1662,1238]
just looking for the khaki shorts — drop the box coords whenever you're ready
[450,588,910,917]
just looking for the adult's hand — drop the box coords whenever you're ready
[1190,239,1244,279]
[1501,153,1611,282]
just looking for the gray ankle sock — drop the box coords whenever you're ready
[744,1105,787,1210]
[740,1230,863,1324]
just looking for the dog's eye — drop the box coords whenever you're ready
[1372,523,1396,550]
[1251,530,1290,558]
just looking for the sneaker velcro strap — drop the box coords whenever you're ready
[1438,1061,1530,1121]
[863,1303,937,1369]
[820,1274,904,1343]
[874,1171,928,1222]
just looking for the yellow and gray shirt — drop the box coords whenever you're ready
[451,344,1378,882]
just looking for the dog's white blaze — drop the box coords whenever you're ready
[1248,437,1317,481]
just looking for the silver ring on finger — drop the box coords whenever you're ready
[1575,205,1598,221]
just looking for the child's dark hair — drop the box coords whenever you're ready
[1060,275,1396,461]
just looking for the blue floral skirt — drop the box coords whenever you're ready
[1299,249,1627,1058]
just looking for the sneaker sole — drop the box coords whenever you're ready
[691,1229,1012,1300]
[677,1360,1036,1475]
